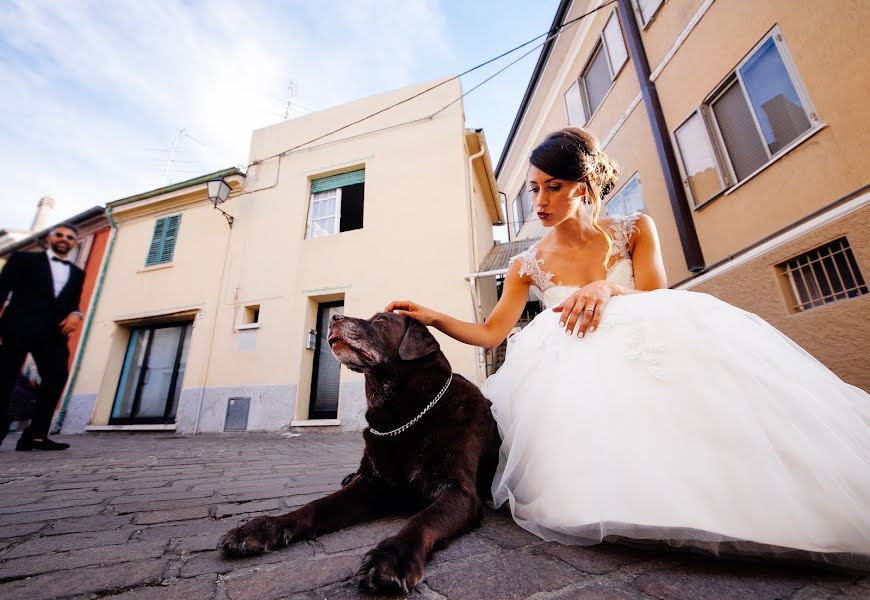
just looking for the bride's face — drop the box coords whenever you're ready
[527,165,586,228]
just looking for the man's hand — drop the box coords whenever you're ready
[60,312,83,336]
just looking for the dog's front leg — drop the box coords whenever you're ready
[220,476,390,557]
[357,480,481,595]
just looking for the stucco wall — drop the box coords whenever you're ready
[74,78,497,432]
[688,203,870,390]
[653,0,870,263]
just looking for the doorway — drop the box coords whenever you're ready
[111,322,192,424]
[309,301,343,419]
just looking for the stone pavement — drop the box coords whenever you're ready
[0,432,867,600]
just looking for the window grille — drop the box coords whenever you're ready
[778,238,867,312]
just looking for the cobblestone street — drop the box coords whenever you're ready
[0,432,866,599]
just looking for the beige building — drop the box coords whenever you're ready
[65,78,502,434]
[492,0,869,389]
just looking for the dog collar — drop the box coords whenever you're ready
[368,373,453,437]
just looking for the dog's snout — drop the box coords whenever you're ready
[331,314,345,323]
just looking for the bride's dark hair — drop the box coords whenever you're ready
[529,128,620,265]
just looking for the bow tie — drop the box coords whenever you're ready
[51,256,70,265]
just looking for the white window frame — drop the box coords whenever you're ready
[633,0,665,28]
[673,107,729,208]
[672,26,820,210]
[575,11,628,123]
[604,173,647,217]
[564,80,587,127]
[306,187,342,239]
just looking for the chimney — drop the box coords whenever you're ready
[31,196,55,232]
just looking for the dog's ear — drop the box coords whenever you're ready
[398,319,440,361]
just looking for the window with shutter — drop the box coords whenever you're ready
[145,214,182,266]
[160,215,181,263]
[307,169,365,239]
[673,28,817,207]
[635,0,664,26]
[145,218,167,266]
[576,12,627,121]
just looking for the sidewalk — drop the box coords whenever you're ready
[0,432,866,600]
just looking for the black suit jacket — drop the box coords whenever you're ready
[0,251,85,338]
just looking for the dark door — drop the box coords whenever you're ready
[111,322,192,424]
[309,301,343,419]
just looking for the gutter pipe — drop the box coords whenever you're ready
[52,207,118,434]
[616,0,705,272]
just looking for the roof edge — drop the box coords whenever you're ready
[107,167,244,209]
[495,0,572,177]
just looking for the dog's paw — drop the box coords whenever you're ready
[355,536,425,596]
[219,516,292,557]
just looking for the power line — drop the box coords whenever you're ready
[250,0,617,165]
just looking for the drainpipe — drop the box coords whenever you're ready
[616,0,705,272]
[466,133,487,383]
[52,207,119,434]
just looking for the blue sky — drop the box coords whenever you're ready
[0,0,559,232]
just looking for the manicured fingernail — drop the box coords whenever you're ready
[565,329,572,335]
[559,322,564,327]
[579,331,584,338]
[588,326,595,333]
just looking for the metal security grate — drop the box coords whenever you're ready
[779,237,867,312]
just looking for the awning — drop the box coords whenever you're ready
[468,237,541,279]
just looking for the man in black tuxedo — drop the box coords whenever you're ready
[0,223,85,450]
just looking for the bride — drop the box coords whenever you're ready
[386,127,870,562]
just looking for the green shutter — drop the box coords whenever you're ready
[159,215,181,263]
[310,169,365,193]
[145,214,181,266]
[145,218,168,266]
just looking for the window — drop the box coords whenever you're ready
[306,169,365,238]
[512,186,533,236]
[674,112,725,206]
[567,12,628,125]
[674,29,818,207]
[778,238,867,312]
[635,0,664,26]
[564,81,586,127]
[605,174,646,217]
[145,214,181,266]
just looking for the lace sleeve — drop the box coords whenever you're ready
[611,213,643,260]
[509,246,554,291]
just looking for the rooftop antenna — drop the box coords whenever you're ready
[161,128,205,184]
[284,80,297,120]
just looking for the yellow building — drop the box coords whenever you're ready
[66,78,502,434]
[493,0,869,389]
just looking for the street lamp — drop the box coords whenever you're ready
[207,178,234,227]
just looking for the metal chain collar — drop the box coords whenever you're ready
[368,373,453,437]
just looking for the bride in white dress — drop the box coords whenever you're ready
[386,127,870,563]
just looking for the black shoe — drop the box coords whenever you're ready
[16,437,70,451]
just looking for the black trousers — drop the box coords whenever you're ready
[0,333,70,440]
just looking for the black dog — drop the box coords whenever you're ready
[220,312,501,595]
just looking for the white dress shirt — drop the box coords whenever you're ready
[46,249,71,298]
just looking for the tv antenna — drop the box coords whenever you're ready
[161,128,204,184]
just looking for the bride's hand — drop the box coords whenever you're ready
[384,300,439,326]
[552,281,616,337]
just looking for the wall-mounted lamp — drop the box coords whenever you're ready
[207,178,234,227]
[305,329,318,350]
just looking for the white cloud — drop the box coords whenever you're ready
[0,0,453,229]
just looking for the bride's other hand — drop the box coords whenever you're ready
[552,281,616,337]
[384,300,439,327]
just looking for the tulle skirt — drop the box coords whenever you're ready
[483,289,870,565]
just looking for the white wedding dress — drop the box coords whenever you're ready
[483,213,870,564]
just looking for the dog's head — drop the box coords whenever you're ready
[327,312,440,372]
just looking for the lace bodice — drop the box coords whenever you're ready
[509,212,641,308]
